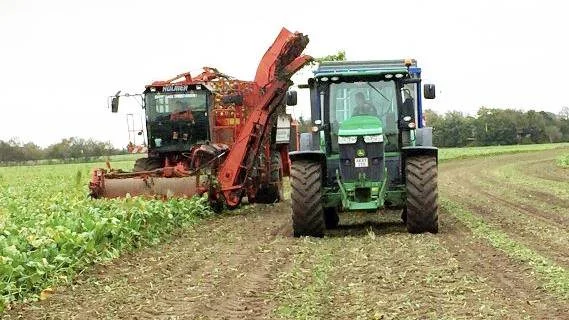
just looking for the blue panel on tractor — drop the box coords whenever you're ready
[408,66,421,78]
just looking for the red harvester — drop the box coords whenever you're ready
[89,28,311,210]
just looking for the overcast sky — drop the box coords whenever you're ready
[1,0,568,148]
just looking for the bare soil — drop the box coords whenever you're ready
[4,148,569,319]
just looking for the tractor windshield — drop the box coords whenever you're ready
[330,80,397,130]
[145,91,208,121]
[328,80,398,153]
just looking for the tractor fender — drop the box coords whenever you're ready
[401,146,438,163]
[289,151,327,178]
[289,151,327,164]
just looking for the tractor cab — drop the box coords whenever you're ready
[308,59,433,155]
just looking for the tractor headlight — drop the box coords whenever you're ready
[363,135,383,143]
[338,136,358,144]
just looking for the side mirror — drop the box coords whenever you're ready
[423,84,436,99]
[286,90,297,106]
[111,96,119,113]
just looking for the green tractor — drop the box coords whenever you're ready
[290,59,438,237]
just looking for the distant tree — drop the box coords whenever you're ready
[559,106,569,121]
[22,142,43,161]
[545,125,562,143]
[313,50,346,64]
[425,106,565,147]
[524,110,547,143]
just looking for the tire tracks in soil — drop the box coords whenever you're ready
[438,148,569,316]
[4,203,295,320]
[440,149,569,267]
[516,158,569,183]
[438,211,569,318]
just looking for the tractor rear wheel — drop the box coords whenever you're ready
[133,157,163,172]
[405,155,439,233]
[255,152,284,203]
[291,161,325,237]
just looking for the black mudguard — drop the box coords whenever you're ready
[289,151,327,177]
[401,146,438,163]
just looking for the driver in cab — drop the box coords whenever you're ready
[352,92,378,116]
[170,100,195,123]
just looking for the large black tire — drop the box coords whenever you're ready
[324,207,339,229]
[255,152,284,204]
[405,155,439,233]
[291,161,325,237]
[133,157,162,172]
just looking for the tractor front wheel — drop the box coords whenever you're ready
[405,155,439,233]
[291,161,325,237]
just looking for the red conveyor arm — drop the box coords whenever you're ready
[217,28,311,206]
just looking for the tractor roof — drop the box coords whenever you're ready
[314,59,419,77]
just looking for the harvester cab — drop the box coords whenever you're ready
[90,28,312,211]
[290,59,439,236]
[143,82,211,155]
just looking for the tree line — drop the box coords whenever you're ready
[0,137,124,165]
[425,107,569,147]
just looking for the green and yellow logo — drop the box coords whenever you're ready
[356,148,365,157]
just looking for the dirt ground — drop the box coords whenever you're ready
[4,148,569,319]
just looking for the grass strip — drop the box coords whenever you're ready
[442,198,569,299]
[439,143,569,162]
[557,154,569,168]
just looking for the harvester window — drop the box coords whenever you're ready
[145,92,207,121]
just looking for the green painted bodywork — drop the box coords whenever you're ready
[313,60,423,213]
[338,116,383,136]
[328,115,388,211]
[336,169,388,211]
[323,152,407,211]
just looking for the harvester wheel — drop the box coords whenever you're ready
[255,152,284,203]
[291,161,325,237]
[209,193,225,213]
[405,155,439,234]
[324,207,340,229]
[133,157,162,172]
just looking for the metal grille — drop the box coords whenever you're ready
[339,137,384,182]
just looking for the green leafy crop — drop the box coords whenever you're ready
[557,154,569,168]
[0,161,211,311]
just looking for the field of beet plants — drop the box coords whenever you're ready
[0,160,211,311]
